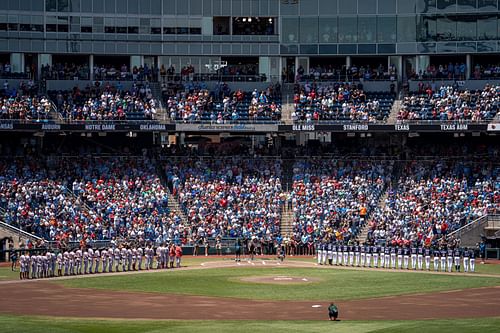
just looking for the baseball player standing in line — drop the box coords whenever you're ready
[403,246,410,269]
[342,243,349,266]
[69,250,75,275]
[440,247,447,272]
[417,245,424,270]
[169,244,175,268]
[57,252,63,277]
[94,248,100,273]
[101,248,108,273]
[175,244,182,268]
[469,248,475,272]
[410,244,417,270]
[433,248,440,271]
[332,242,338,265]
[354,242,361,267]
[137,246,144,270]
[390,246,396,269]
[360,243,366,267]
[365,244,372,268]
[75,248,82,275]
[88,247,94,273]
[453,247,461,272]
[121,246,128,271]
[446,246,454,273]
[379,244,385,268]
[63,250,69,276]
[424,246,431,270]
[372,244,379,268]
[322,241,328,265]
[463,247,470,273]
[337,244,343,266]
[156,245,162,269]
[397,246,403,269]
[19,253,25,279]
[83,249,89,274]
[327,240,333,266]
[384,245,391,269]
[131,247,137,270]
[348,243,354,266]
[114,246,121,272]
[108,247,115,272]
[127,246,133,271]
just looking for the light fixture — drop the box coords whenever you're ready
[242,18,247,22]
[248,17,252,22]
[268,18,273,23]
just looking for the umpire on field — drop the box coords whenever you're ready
[328,302,339,321]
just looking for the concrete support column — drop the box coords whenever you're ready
[89,54,94,81]
[10,53,24,73]
[346,56,352,68]
[466,54,471,80]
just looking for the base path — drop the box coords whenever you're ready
[1,261,499,321]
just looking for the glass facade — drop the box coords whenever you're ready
[0,0,498,56]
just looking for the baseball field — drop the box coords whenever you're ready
[1,257,499,333]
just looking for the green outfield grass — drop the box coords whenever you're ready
[57,266,500,301]
[1,315,499,333]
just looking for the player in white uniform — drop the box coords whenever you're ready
[94,249,100,273]
[57,252,63,276]
[126,247,132,271]
[156,245,163,269]
[30,254,37,279]
[19,254,26,279]
[114,247,121,272]
[75,249,82,275]
[101,249,108,273]
[145,245,151,269]
[37,255,44,278]
[87,248,94,273]
[137,246,143,270]
[63,251,69,276]
[108,248,114,272]
[83,249,89,274]
[120,247,127,271]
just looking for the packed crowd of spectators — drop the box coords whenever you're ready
[0,91,52,121]
[41,63,90,80]
[293,82,394,122]
[366,161,500,247]
[399,84,499,121]
[50,82,158,121]
[164,158,283,240]
[0,157,188,246]
[164,85,281,122]
[290,159,391,247]
[409,63,467,81]
[93,64,158,82]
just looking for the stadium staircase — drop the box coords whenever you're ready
[280,204,294,237]
[150,82,169,122]
[386,99,402,124]
[355,187,389,243]
[281,83,295,125]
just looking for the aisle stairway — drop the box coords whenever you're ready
[355,188,389,243]
[280,203,294,237]
[386,99,402,124]
[281,83,295,125]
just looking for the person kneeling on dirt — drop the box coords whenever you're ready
[328,302,339,321]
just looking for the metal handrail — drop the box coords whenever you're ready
[0,221,43,242]
[445,215,491,239]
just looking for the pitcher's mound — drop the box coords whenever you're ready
[239,275,321,284]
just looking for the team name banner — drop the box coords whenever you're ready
[176,123,278,132]
[0,121,173,132]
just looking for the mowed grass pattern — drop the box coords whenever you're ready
[57,266,500,301]
[1,315,499,333]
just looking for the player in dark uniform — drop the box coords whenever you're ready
[327,241,334,266]
[433,248,440,271]
[372,244,379,268]
[384,245,390,269]
[463,247,470,272]
[417,245,424,270]
[403,246,410,269]
[354,243,360,267]
[348,243,354,266]
[360,243,366,267]
[446,247,454,272]
[469,248,476,272]
[424,246,431,270]
[365,244,372,268]
[379,244,385,268]
[333,243,339,265]
[390,246,396,269]
[342,244,349,266]
[440,248,447,272]
[397,246,403,269]
[453,247,461,272]
[410,245,417,270]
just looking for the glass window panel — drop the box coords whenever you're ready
[190,0,202,15]
[69,0,81,11]
[319,0,338,14]
[58,0,69,11]
[338,0,356,14]
[377,16,397,42]
[417,0,437,13]
[140,0,151,14]
[319,17,338,43]
[128,0,139,14]
[81,0,91,12]
[417,15,437,41]
[92,0,104,12]
[478,0,497,11]
[456,15,476,40]
[177,0,189,14]
[358,16,376,42]
[299,17,318,43]
[398,0,416,13]
[379,0,397,13]
[437,0,457,11]
[358,0,377,13]
[300,0,318,15]
[281,17,299,43]
[338,17,357,43]
[437,16,456,41]
[104,0,115,13]
[477,15,497,39]
[32,0,45,11]
[457,0,477,11]
[397,16,416,42]
[46,0,57,11]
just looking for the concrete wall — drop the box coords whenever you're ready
[409,79,500,92]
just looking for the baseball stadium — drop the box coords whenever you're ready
[0,0,500,332]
